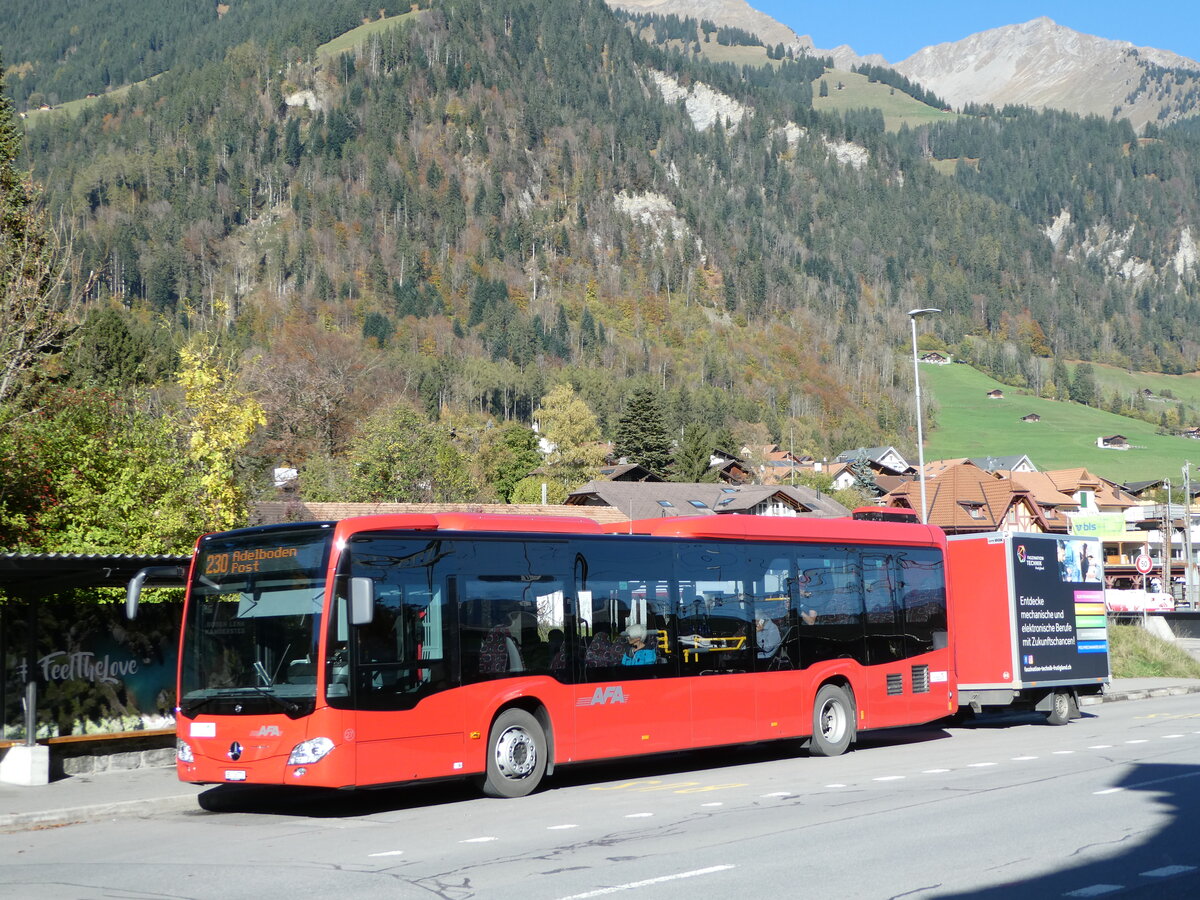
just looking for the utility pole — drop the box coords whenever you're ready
[1185,463,1196,608]
[1164,478,1173,599]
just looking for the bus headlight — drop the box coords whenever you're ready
[288,737,335,765]
[177,739,194,763]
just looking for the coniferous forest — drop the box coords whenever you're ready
[6,0,1200,552]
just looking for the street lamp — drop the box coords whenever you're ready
[908,308,941,524]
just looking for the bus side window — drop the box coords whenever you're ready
[898,548,947,654]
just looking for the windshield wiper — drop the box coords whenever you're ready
[247,684,301,715]
[180,687,301,717]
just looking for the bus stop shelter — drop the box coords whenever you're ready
[0,552,188,784]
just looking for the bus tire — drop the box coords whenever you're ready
[810,684,855,757]
[1044,690,1072,726]
[479,708,547,798]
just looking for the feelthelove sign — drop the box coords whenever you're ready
[16,650,140,686]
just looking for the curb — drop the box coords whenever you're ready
[0,792,201,832]
[1084,683,1200,705]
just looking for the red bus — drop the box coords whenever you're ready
[128,513,953,798]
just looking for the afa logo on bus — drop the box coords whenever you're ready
[577,686,628,706]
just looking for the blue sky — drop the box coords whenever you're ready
[750,2,1200,65]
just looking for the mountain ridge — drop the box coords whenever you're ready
[895,16,1200,130]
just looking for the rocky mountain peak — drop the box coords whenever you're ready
[894,17,1200,129]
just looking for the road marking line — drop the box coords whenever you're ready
[368,850,404,857]
[1064,884,1123,897]
[1094,788,1125,795]
[555,864,736,899]
[1087,745,1113,749]
[968,762,997,768]
[1126,739,1149,744]
[701,802,723,807]
[825,783,847,788]
[461,837,498,843]
[1011,756,1037,761]
[548,824,579,830]
[761,791,792,798]
[1141,865,1196,877]
[1053,750,1075,755]
[624,813,653,818]
[922,768,950,774]
[873,775,905,782]
[1163,734,1185,739]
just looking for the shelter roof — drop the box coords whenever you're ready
[0,553,189,596]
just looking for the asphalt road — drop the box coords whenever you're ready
[4,696,1200,899]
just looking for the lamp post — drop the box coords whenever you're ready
[908,308,941,524]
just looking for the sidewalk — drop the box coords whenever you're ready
[4,677,1200,832]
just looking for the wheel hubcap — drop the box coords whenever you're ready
[821,700,845,741]
[494,725,536,779]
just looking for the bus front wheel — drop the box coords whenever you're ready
[810,684,855,757]
[479,708,547,798]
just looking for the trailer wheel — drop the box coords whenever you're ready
[810,684,855,756]
[478,708,547,798]
[1044,690,1072,726]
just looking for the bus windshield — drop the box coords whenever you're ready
[179,525,334,718]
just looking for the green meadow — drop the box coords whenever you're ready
[919,362,1200,482]
[316,10,421,58]
[812,69,956,132]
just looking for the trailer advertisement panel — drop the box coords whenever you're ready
[1011,536,1107,681]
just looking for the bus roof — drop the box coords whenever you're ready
[606,514,945,546]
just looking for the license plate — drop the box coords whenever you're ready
[224,770,247,781]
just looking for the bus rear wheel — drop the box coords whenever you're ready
[479,708,547,798]
[1044,690,1072,726]
[810,684,855,757]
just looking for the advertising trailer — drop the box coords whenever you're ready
[946,532,1108,724]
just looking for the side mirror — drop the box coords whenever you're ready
[126,566,185,620]
[349,577,375,626]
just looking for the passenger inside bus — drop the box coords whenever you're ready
[620,623,657,666]
[755,616,782,658]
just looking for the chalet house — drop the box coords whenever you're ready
[708,448,754,485]
[565,482,850,520]
[746,445,810,485]
[829,446,912,492]
[883,461,1053,534]
[969,454,1038,474]
[986,389,1005,400]
[1021,413,1041,423]
[598,462,663,482]
[1182,427,1200,440]
[919,351,951,365]
[1032,467,1138,514]
[919,456,1039,479]
[1097,434,1130,450]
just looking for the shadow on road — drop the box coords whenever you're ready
[931,761,1200,898]
[194,721,956,817]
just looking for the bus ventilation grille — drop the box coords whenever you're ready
[911,664,930,694]
[886,672,904,695]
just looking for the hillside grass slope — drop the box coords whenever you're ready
[921,362,1200,481]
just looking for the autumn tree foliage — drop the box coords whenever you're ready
[0,55,78,404]
[177,337,266,532]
